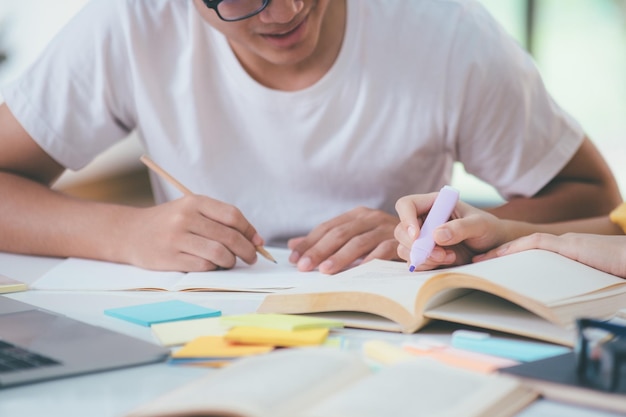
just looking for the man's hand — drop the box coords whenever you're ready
[120,194,265,272]
[287,207,400,274]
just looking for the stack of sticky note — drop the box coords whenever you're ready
[0,275,28,294]
[362,330,572,376]
[104,300,222,327]
[168,313,344,367]
[152,316,230,347]
[169,336,274,368]
[449,330,570,363]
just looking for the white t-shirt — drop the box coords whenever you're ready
[1,0,584,246]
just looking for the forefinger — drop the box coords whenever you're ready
[394,193,439,233]
[289,210,361,262]
[193,196,264,263]
[198,199,258,239]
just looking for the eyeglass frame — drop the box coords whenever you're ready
[201,0,271,22]
[576,317,626,392]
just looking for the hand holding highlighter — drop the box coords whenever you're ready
[409,185,460,271]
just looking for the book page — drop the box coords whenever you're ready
[259,250,626,337]
[262,249,626,320]
[177,252,323,291]
[424,292,576,346]
[303,357,536,417]
[300,312,405,333]
[435,250,626,306]
[125,348,371,417]
[259,259,432,328]
[31,248,322,292]
[31,258,182,291]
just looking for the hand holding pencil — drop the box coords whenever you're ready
[140,154,276,267]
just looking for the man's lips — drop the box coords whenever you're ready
[259,15,308,45]
[264,21,302,37]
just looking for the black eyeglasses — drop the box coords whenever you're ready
[576,318,626,392]
[202,0,271,22]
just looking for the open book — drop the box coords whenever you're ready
[124,348,537,417]
[257,250,626,346]
[30,248,321,292]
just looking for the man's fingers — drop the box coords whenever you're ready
[319,237,397,274]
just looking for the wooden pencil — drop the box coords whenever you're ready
[140,154,277,264]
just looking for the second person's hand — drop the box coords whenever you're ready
[474,232,626,278]
[394,193,511,270]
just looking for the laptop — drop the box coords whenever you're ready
[0,296,170,388]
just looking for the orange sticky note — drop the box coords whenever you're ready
[225,326,329,347]
[403,340,519,373]
[172,336,273,359]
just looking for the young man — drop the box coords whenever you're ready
[0,0,621,274]
[395,193,626,278]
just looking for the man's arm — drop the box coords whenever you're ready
[487,136,622,222]
[0,104,263,271]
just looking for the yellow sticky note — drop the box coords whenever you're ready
[172,336,273,359]
[362,340,415,365]
[152,317,231,347]
[0,275,28,294]
[220,314,343,331]
[225,326,329,347]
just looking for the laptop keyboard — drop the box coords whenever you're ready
[0,340,60,373]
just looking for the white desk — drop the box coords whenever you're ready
[0,252,622,417]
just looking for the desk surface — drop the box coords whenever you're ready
[0,252,622,417]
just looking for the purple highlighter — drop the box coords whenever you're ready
[409,185,460,272]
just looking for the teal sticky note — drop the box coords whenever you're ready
[104,300,221,327]
[451,330,570,362]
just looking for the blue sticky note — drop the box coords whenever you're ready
[104,300,221,327]
[451,330,571,362]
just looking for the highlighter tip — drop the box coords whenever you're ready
[409,265,415,272]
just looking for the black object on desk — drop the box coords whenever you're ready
[501,352,626,414]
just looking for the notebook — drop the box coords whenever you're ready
[0,296,170,388]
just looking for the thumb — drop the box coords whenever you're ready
[432,216,482,246]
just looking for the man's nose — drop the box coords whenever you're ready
[258,0,305,24]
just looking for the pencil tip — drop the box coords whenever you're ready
[256,246,277,264]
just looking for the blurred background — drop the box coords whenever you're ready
[0,0,625,208]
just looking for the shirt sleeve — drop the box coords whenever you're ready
[446,2,585,199]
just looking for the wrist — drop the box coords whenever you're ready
[498,219,531,245]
